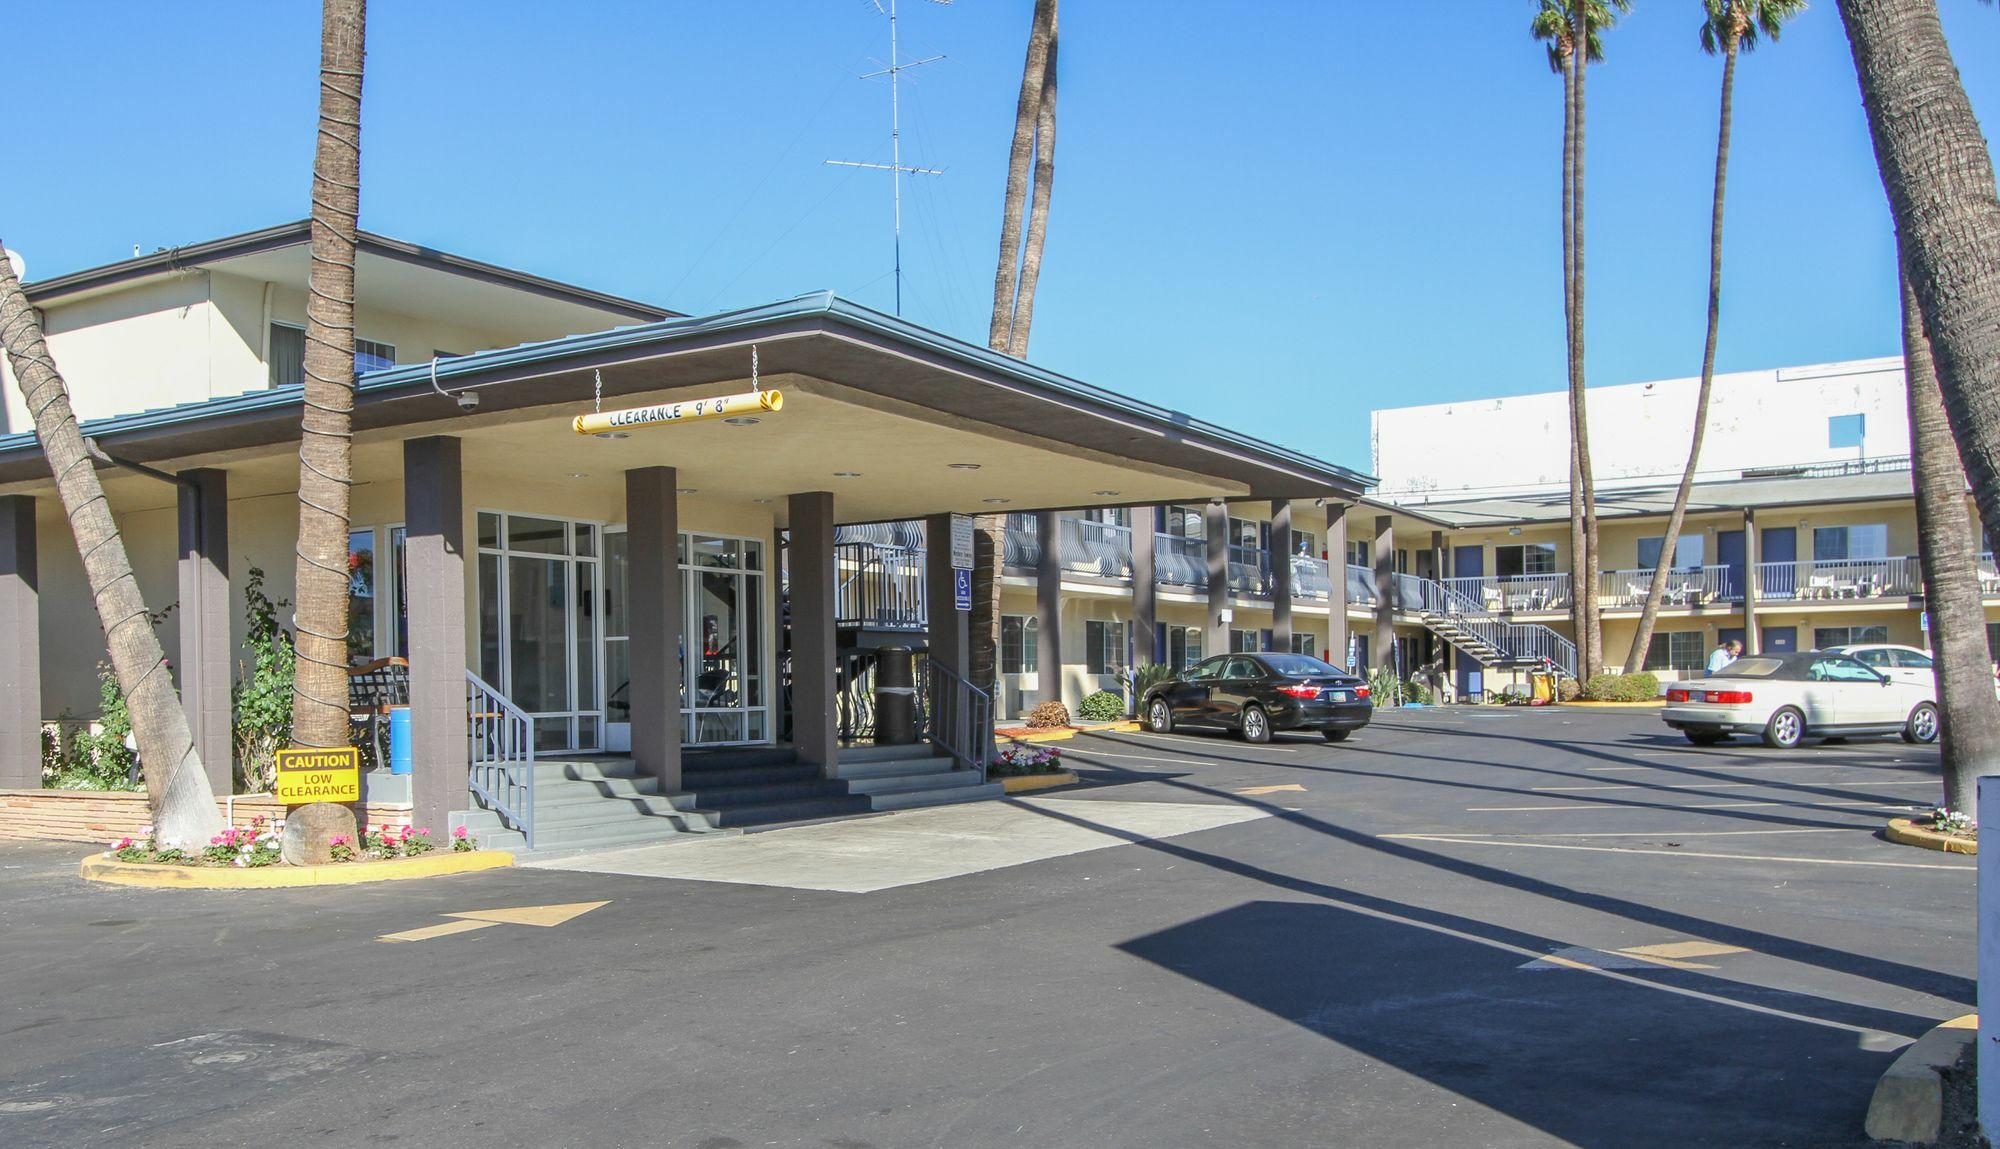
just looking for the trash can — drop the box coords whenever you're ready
[388,705,413,775]
[1528,672,1556,704]
[875,647,917,746]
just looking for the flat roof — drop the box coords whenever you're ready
[1375,468,1920,528]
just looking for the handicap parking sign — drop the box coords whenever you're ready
[953,568,973,612]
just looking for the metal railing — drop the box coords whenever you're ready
[1227,544,1270,596]
[1154,534,1208,589]
[466,669,535,851]
[1293,554,1331,601]
[1598,564,1738,608]
[1004,516,1040,568]
[1397,573,1580,677]
[1440,574,1573,613]
[1061,517,1134,581]
[924,661,992,781]
[1754,556,1920,600]
[835,542,927,630]
[1347,564,1378,606]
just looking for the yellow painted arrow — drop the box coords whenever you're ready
[1237,784,1306,795]
[378,901,609,943]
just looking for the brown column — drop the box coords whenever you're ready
[0,496,38,788]
[790,491,838,774]
[629,467,683,791]
[1132,508,1157,665]
[1374,514,1396,673]
[177,469,231,793]
[1035,510,1063,710]
[1743,507,1760,653]
[1270,500,1293,652]
[1205,501,1229,655]
[1327,504,1349,670]
[1431,530,1446,583]
[923,513,969,681]
[405,437,469,833]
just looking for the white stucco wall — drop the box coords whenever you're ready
[1371,358,1910,498]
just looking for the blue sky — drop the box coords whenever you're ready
[4,1,1996,475]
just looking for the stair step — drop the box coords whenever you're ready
[837,742,941,764]
[679,778,853,809]
[534,775,664,805]
[835,755,954,780]
[524,821,696,854]
[866,782,1007,812]
[705,795,874,828]
[843,771,987,797]
[468,827,527,853]
[678,763,823,789]
[533,757,642,784]
[532,795,693,828]
[682,747,801,771]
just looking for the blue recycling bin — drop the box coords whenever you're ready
[388,705,413,775]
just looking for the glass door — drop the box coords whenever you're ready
[476,512,601,753]
[603,529,631,752]
[684,533,768,745]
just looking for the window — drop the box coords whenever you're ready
[1898,650,1934,670]
[1085,620,1125,675]
[1228,517,1263,552]
[1495,543,1557,578]
[1001,615,1038,675]
[1637,535,1705,571]
[1289,529,1317,557]
[1230,629,1264,653]
[1849,648,1895,670]
[1643,631,1707,673]
[1814,625,1890,648]
[348,528,378,664]
[1348,541,1371,569]
[1221,657,1261,680]
[1165,625,1203,671]
[268,323,398,384]
[1810,656,1881,683]
[1162,505,1205,539]
[355,337,396,375]
[1291,633,1318,657]
[1829,413,1866,449]
[1814,525,1889,561]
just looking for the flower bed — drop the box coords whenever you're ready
[991,741,1064,777]
[105,818,479,869]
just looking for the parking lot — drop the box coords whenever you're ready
[0,707,1974,1148]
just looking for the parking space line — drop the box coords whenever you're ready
[1586,763,1910,773]
[1530,780,1935,793]
[1465,800,1908,812]
[1112,732,1301,753]
[1382,833,1974,871]
[1456,828,1854,839]
[1064,749,1214,765]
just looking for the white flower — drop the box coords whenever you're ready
[232,857,247,867]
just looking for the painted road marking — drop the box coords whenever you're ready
[1237,784,1307,795]
[1066,749,1216,765]
[1409,828,1855,839]
[1112,732,1301,753]
[378,901,609,943]
[1383,834,1974,871]
[1529,780,1935,793]
[1621,940,1747,961]
[1586,763,1886,773]
[1465,800,1909,812]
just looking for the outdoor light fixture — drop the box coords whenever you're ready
[1094,490,1121,497]
[752,498,773,505]
[678,488,697,495]
[1509,526,1523,536]
[833,471,862,478]
[948,463,982,470]
[565,472,590,479]
[723,416,761,426]
[983,498,1010,504]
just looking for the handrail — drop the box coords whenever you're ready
[923,661,992,781]
[835,541,927,630]
[1154,534,1208,589]
[1401,572,1579,678]
[466,669,535,851]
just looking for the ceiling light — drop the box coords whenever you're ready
[1094,490,1121,497]
[983,497,1010,504]
[678,488,697,495]
[833,471,862,478]
[723,416,761,426]
[948,462,982,470]
[752,498,772,505]
[565,472,590,479]
[593,431,629,441]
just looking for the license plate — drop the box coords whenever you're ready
[1328,690,1350,702]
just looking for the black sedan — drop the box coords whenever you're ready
[1141,653,1373,743]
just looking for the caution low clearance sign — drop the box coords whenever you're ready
[274,746,362,804]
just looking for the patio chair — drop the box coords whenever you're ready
[1805,574,1836,600]
[1980,562,2000,597]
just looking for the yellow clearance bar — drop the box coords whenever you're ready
[573,389,783,435]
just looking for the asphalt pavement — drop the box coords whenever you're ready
[0,706,1973,1148]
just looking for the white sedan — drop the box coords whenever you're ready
[1661,651,1939,749]
[1822,642,2000,699]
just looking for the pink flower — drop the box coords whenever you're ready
[452,826,468,839]
[417,827,431,837]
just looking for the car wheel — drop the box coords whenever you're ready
[1241,705,1272,744]
[1904,702,1940,744]
[1684,731,1726,747]
[1147,698,1174,735]
[1762,706,1805,750]
[1323,729,1351,743]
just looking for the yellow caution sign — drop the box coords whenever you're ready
[572,389,782,435]
[274,746,361,804]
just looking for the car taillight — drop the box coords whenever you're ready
[1278,684,1320,699]
[1355,686,1370,698]
[1668,689,1690,702]
[1708,691,1754,705]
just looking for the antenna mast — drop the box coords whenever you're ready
[825,0,949,317]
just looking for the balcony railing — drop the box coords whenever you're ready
[1441,574,1574,613]
[1155,534,1207,590]
[1754,556,1920,600]
[1598,565,1738,609]
[1293,554,1331,601]
[1227,544,1270,596]
[1060,517,1134,581]
[835,542,927,630]
[1003,518,1039,569]
[1347,564,1378,607]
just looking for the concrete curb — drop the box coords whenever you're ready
[1865,1013,1977,1143]
[79,849,515,889]
[1560,701,1667,709]
[997,721,1141,745]
[1884,817,1978,856]
[997,771,1080,794]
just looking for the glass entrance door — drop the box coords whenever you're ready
[603,529,631,752]
[476,512,601,753]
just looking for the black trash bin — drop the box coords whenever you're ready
[876,646,917,746]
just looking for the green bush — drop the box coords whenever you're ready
[1133,662,1178,696]
[1557,677,1582,702]
[231,567,295,793]
[1580,672,1660,702]
[1077,691,1126,722]
[1403,678,1432,705]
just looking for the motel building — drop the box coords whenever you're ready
[0,224,1368,853]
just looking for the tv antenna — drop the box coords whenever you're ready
[825,0,950,317]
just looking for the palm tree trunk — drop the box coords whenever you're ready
[1572,16,1602,680]
[1561,39,1589,678]
[0,254,223,844]
[290,0,366,751]
[1006,9,1058,360]
[1902,266,2000,814]
[1838,0,2000,553]
[987,0,1054,352]
[1626,23,1739,673]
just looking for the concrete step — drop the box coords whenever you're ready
[678,778,854,809]
[866,782,1007,812]
[679,763,823,789]
[682,747,800,771]
[842,770,988,797]
[532,795,696,829]
[704,795,874,828]
[837,742,941,764]
[471,827,527,853]
[525,820,696,855]
[834,754,954,781]
[534,775,665,806]
[534,757,642,784]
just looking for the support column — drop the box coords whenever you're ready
[923,513,970,682]
[1205,501,1230,656]
[177,469,231,794]
[405,438,468,832]
[1374,514,1396,675]
[1743,507,1760,653]
[629,468,683,791]
[1035,510,1062,710]
[0,496,38,788]
[1327,504,1349,671]
[789,491,838,775]
[1431,530,1446,584]
[1132,508,1157,664]
[1270,500,1293,652]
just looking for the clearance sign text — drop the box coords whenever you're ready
[274,746,362,804]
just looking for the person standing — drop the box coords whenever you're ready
[1707,639,1742,676]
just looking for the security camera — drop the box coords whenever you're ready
[456,391,479,411]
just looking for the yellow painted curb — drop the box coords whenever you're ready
[999,721,1140,744]
[998,771,1079,794]
[79,849,515,889]
[1885,817,1978,856]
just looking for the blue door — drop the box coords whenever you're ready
[1454,547,1484,578]
[1762,527,1797,599]
[1452,548,1486,700]
[1718,531,1745,601]
[1762,626,1798,654]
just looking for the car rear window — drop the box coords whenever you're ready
[1261,654,1342,677]
[1719,657,1785,677]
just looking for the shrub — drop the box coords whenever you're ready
[1557,677,1582,702]
[1366,667,1402,706]
[1403,679,1432,706]
[1077,691,1126,722]
[1133,662,1178,696]
[1580,672,1660,702]
[1025,700,1071,729]
[232,567,296,793]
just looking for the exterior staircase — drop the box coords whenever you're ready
[1398,573,1580,678]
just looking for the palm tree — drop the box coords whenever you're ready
[1533,0,1627,679]
[1624,0,1806,673]
[1006,5,1058,359]
[289,0,367,752]
[0,252,224,844]
[987,0,1055,353]
[1837,0,2000,551]
[1900,261,2000,814]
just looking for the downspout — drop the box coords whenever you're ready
[258,280,274,385]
